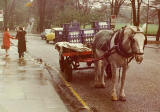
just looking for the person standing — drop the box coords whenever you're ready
[16,27,26,59]
[2,27,14,57]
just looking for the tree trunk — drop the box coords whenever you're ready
[4,0,8,28]
[38,0,46,33]
[131,0,137,26]
[8,0,16,29]
[114,5,120,16]
[110,0,124,17]
[137,0,141,26]
[111,0,114,15]
[131,0,141,26]
[156,9,160,41]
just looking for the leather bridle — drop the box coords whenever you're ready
[114,28,146,58]
[129,31,147,55]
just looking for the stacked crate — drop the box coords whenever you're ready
[55,30,64,42]
[92,21,110,33]
[63,23,80,31]
[81,29,95,44]
[63,22,82,43]
[68,31,82,43]
[61,21,111,44]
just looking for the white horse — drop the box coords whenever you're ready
[92,24,147,101]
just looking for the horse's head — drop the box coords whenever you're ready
[127,24,147,64]
[124,25,147,63]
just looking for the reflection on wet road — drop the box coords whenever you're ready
[0,46,69,112]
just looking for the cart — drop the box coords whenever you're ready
[55,21,111,82]
[55,42,94,82]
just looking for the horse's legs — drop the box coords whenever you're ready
[99,60,106,88]
[94,60,104,88]
[94,49,106,88]
[93,50,100,87]
[111,65,118,101]
[119,66,127,101]
[94,60,99,86]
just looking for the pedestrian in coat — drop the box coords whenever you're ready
[16,27,26,59]
[2,27,14,57]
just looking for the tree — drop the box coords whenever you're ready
[36,0,46,32]
[4,0,8,28]
[151,0,160,41]
[130,0,142,26]
[43,0,106,27]
[110,0,126,16]
[92,0,126,17]
[0,0,17,29]
[157,9,160,41]
[0,0,31,29]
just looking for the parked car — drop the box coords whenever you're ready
[40,29,51,40]
[46,27,63,43]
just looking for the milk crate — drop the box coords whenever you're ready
[92,21,111,33]
[55,30,65,42]
[63,22,80,31]
[66,30,82,43]
[81,29,96,44]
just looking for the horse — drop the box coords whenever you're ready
[92,24,147,101]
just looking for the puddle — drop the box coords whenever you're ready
[2,57,11,62]
[18,59,27,66]
[0,70,3,74]
[0,62,6,65]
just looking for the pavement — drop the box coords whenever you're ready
[0,46,69,112]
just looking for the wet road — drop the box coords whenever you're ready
[0,43,69,112]
[13,35,160,112]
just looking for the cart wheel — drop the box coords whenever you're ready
[87,62,92,66]
[46,40,49,43]
[64,63,72,82]
[53,39,55,44]
[59,56,64,71]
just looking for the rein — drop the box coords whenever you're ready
[92,46,116,62]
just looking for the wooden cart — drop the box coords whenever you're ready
[55,42,94,82]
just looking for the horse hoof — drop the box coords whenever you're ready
[94,83,99,88]
[94,84,102,88]
[101,83,105,88]
[119,96,126,101]
[112,96,118,101]
[94,83,105,88]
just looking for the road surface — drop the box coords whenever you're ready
[1,33,159,112]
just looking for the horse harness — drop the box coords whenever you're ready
[93,27,146,64]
